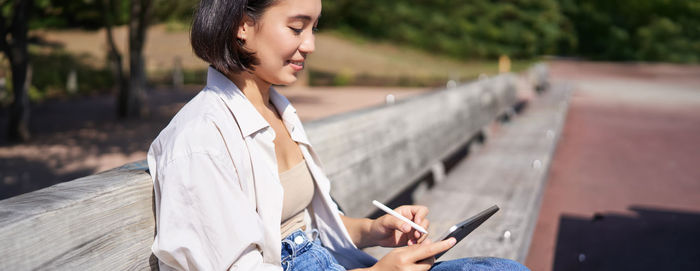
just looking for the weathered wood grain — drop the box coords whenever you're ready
[0,168,157,270]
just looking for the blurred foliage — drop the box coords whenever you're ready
[2,48,115,102]
[28,0,196,29]
[322,0,569,60]
[150,0,197,24]
[558,0,700,63]
[27,0,118,29]
[29,50,113,98]
[322,0,700,63]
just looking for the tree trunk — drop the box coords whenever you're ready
[123,0,151,118]
[3,0,33,142]
[8,60,31,141]
[101,0,128,117]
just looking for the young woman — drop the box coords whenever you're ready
[147,0,530,270]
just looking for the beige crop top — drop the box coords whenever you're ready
[279,160,316,239]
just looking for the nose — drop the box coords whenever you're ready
[299,32,315,54]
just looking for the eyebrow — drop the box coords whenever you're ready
[289,14,322,22]
[290,15,312,21]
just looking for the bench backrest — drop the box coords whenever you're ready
[0,73,521,270]
[306,74,517,217]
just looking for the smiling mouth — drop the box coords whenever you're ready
[288,60,304,71]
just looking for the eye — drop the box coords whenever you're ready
[289,27,303,34]
[312,26,319,33]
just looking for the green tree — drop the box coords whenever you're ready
[122,0,151,118]
[30,0,154,118]
[29,0,193,29]
[557,0,700,62]
[100,0,127,117]
[1,0,37,142]
[322,0,569,59]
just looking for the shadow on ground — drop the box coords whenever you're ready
[0,156,95,199]
[0,86,202,200]
[553,206,700,271]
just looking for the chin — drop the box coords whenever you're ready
[275,74,298,86]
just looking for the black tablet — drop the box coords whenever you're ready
[432,205,500,259]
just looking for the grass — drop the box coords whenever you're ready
[307,31,538,86]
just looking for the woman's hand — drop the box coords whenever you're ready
[369,238,456,271]
[366,205,430,248]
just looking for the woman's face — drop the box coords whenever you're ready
[238,0,321,85]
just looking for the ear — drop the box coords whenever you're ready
[236,16,255,41]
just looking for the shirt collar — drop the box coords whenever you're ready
[205,66,311,146]
[206,66,269,137]
[269,88,311,146]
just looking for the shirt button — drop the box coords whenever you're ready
[294,235,304,245]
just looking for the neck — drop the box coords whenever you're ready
[227,71,273,110]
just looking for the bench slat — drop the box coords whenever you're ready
[0,170,156,270]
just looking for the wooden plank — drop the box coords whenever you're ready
[0,169,156,270]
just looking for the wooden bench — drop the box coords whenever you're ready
[364,78,572,262]
[0,65,552,270]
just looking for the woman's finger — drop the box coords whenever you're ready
[416,233,430,244]
[420,218,430,231]
[414,218,430,239]
[384,214,412,233]
[413,205,429,225]
[397,205,429,224]
[397,206,415,221]
[416,256,435,270]
[407,237,456,262]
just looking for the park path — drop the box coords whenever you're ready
[525,61,700,270]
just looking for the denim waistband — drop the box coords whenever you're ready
[281,229,321,271]
[281,229,319,260]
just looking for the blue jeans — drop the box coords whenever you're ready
[281,230,530,271]
[429,257,530,271]
[281,230,345,271]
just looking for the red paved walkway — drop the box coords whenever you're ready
[525,61,700,270]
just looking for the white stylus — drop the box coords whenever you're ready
[372,200,428,234]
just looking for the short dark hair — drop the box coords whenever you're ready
[190,0,278,74]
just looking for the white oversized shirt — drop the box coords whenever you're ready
[147,67,377,270]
